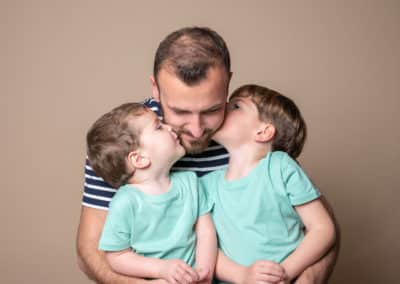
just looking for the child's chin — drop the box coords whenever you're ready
[176,146,186,157]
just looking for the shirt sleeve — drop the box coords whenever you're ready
[98,190,134,251]
[82,158,117,210]
[280,152,321,206]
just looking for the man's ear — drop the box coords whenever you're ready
[226,71,233,94]
[228,71,233,82]
[255,123,275,143]
[150,75,160,102]
[127,151,151,169]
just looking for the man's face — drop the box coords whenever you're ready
[152,65,230,154]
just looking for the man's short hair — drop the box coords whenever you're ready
[153,26,231,86]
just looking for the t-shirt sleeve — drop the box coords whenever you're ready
[98,190,134,251]
[280,152,321,206]
[82,158,117,210]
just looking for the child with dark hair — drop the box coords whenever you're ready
[201,84,335,284]
[87,103,216,284]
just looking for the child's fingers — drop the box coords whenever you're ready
[167,276,179,284]
[255,272,282,284]
[258,261,285,277]
[172,270,191,284]
[178,264,199,283]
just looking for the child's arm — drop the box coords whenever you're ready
[216,250,286,284]
[280,198,336,282]
[106,249,199,284]
[194,213,217,283]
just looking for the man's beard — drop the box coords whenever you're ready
[176,128,215,154]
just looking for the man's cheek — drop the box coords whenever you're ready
[164,114,184,129]
[209,114,225,132]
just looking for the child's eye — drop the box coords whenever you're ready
[228,102,240,110]
[156,123,163,130]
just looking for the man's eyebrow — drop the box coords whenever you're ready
[168,103,225,114]
[169,106,191,113]
[201,103,225,113]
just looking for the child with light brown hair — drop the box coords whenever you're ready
[87,103,216,284]
[201,84,335,284]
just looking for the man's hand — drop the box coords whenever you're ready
[240,260,287,284]
[159,259,199,284]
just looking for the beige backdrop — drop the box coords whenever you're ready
[2,0,399,283]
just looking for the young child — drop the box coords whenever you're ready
[201,84,336,284]
[86,103,216,284]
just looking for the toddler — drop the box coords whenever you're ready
[201,84,335,284]
[87,103,216,284]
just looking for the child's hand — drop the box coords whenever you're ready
[241,260,286,284]
[160,259,199,284]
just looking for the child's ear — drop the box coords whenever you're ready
[127,151,151,169]
[255,123,275,143]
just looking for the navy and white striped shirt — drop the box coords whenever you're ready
[82,98,229,210]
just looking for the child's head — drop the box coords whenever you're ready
[215,84,307,159]
[87,103,184,188]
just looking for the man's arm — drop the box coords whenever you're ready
[295,196,340,284]
[76,206,152,284]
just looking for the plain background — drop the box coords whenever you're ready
[2,0,399,283]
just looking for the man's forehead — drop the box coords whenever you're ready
[160,91,226,111]
[162,100,226,112]
[157,68,228,112]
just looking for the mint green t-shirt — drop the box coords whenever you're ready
[99,171,211,266]
[200,151,320,267]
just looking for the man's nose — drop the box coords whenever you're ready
[187,115,204,138]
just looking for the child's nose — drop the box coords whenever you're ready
[165,124,177,138]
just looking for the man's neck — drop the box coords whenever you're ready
[225,143,271,181]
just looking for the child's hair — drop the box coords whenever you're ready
[230,84,307,159]
[86,103,148,188]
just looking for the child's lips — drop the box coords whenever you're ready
[176,134,182,143]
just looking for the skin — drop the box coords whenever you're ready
[76,65,229,284]
[77,65,339,283]
[103,111,216,284]
[133,111,186,177]
[151,65,230,154]
[214,96,337,284]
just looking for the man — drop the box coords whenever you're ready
[77,26,339,284]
